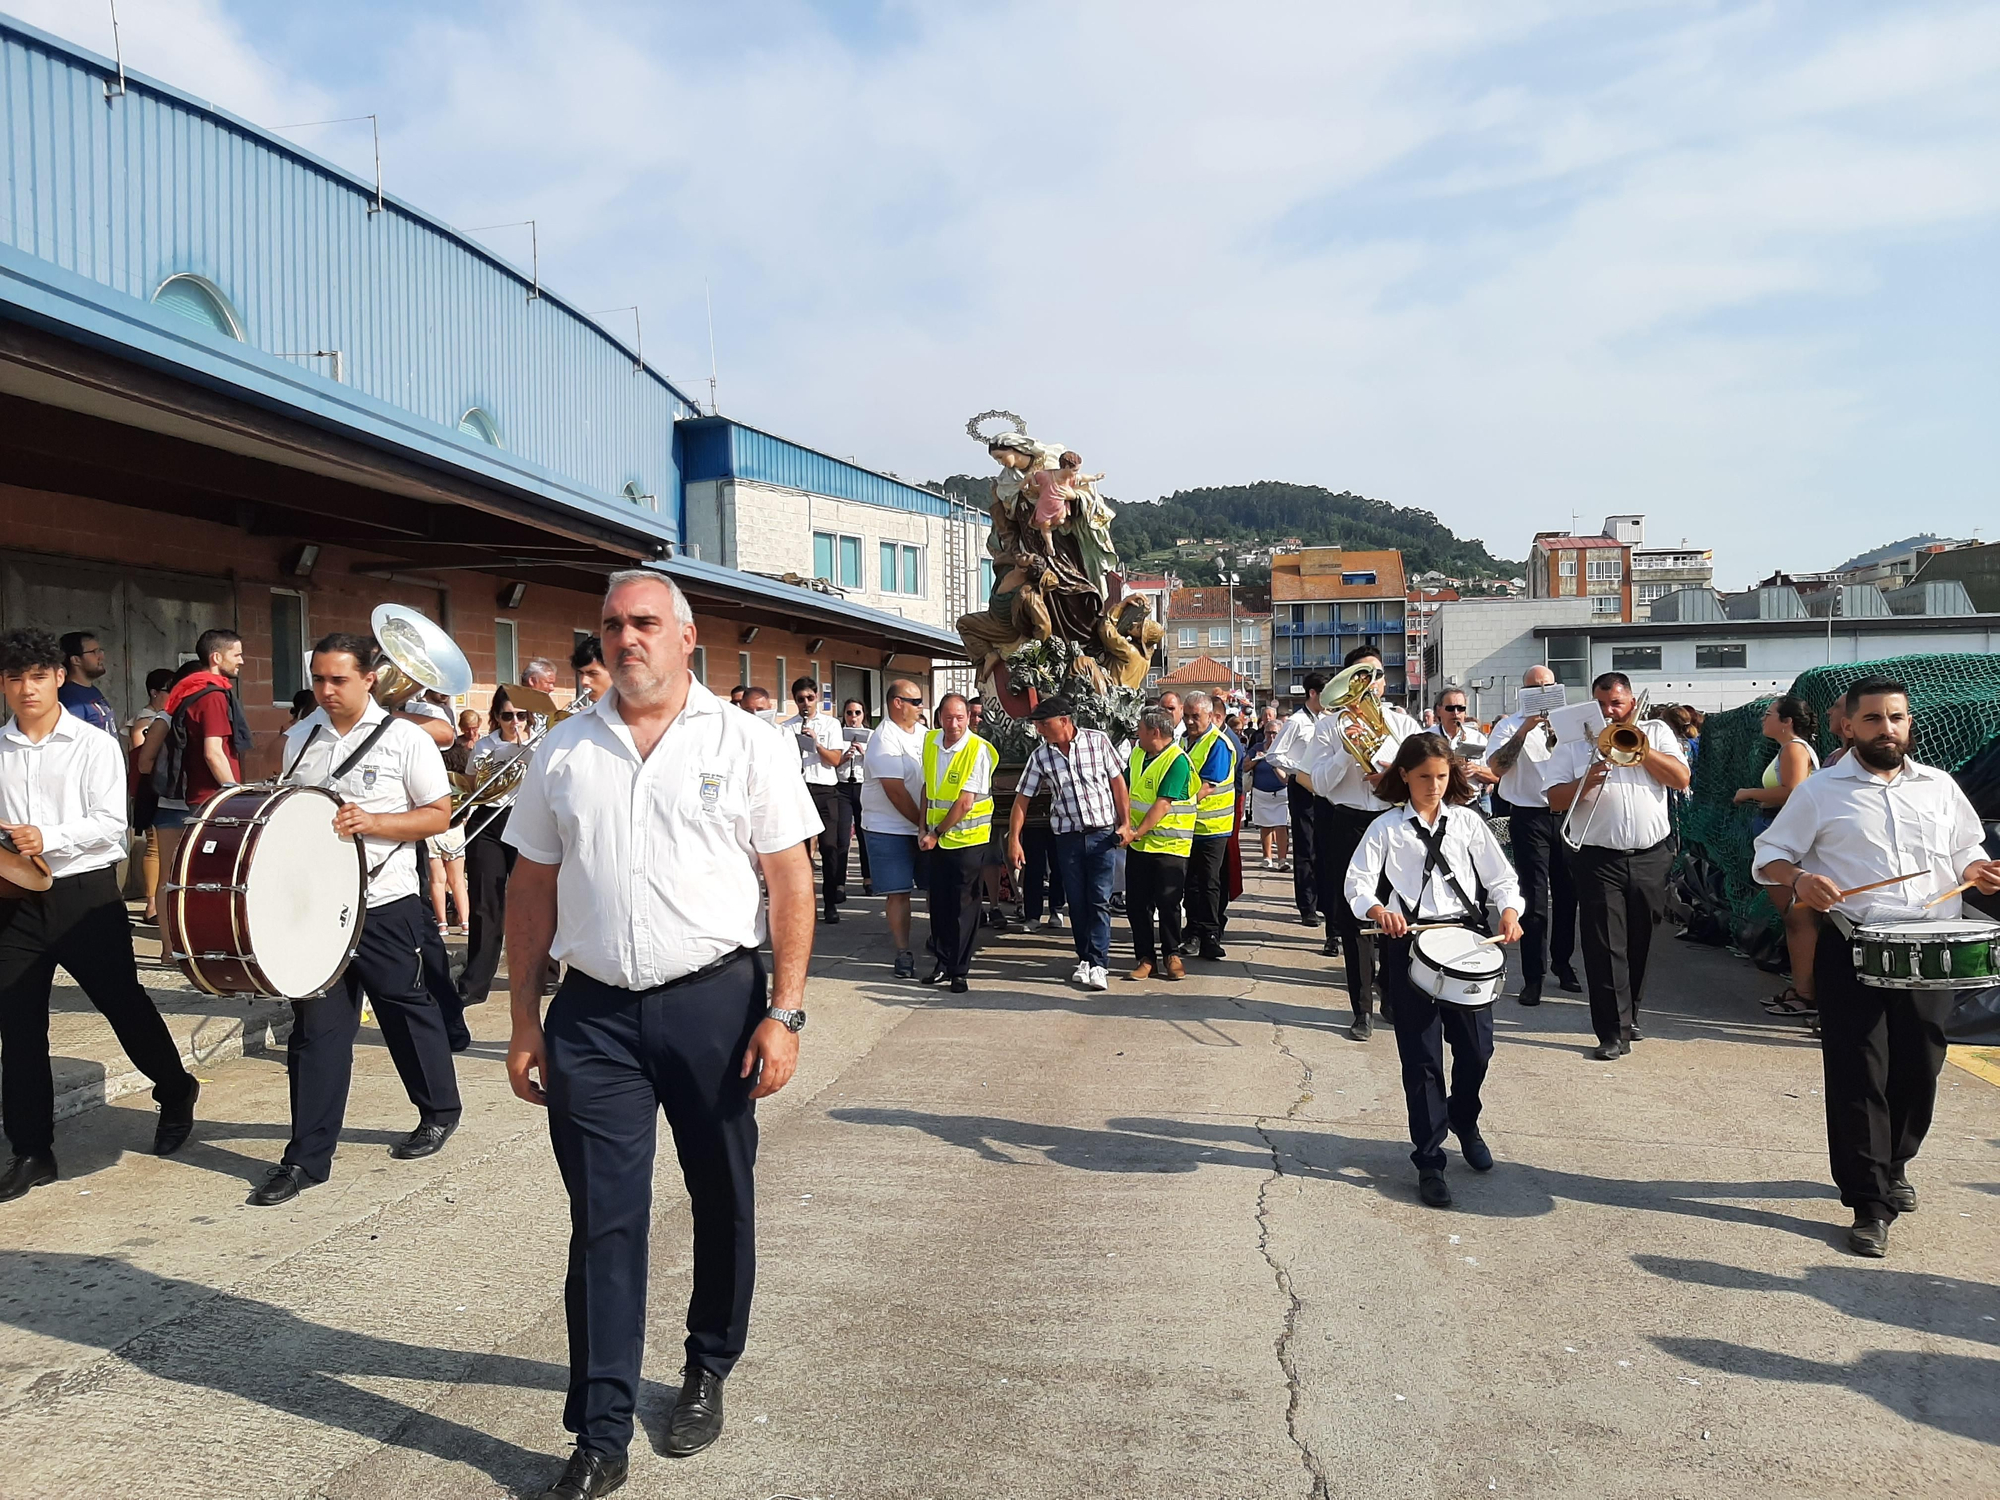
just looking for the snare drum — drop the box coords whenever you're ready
[1850,917,2000,990]
[163,784,368,999]
[1409,926,1505,1009]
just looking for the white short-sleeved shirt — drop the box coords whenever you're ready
[1483,712,1560,810]
[783,712,846,786]
[1267,706,1318,776]
[283,700,451,907]
[1539,717,1684,852]
[504,677,822,990]
[860,716,928,836]
[1752,753,1986,921]
[1308,702,1424,811]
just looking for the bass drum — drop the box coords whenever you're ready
[163,784,367,999]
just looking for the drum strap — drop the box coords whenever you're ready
[1381,814,1490,935]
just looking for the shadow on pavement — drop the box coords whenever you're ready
[1652,1335,2000,1446]
[827,1107,1843,1241]
[0,1250,628,1491]
[1634,1255,2000,1348]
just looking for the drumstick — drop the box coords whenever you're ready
[1924,878,1975,909]
[1832,871,1923,901]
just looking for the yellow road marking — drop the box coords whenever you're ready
[1948,1045,2000,1088]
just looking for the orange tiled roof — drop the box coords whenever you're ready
[1167,586,1272,618]
[1158,654,1234,685]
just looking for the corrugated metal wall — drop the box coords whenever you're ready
[0,20,687,527]
[678,417,954,519]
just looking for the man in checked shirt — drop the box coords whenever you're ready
[1005,696,1131,993]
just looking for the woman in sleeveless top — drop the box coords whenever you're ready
[1735,696,1822,1019]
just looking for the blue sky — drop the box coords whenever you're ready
[15,0,1999,584]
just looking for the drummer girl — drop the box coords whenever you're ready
[1344,733,1522,1209]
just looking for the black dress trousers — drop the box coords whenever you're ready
[545,954,766,1460]
[1286,780,1319,920]
[414,843,470,1048]
[0,865,194,1158]
[1125,848,1187,964]
[1380,936,1494,1170]
[282,893,463,1181]
[1506,806,1577,984]
[1315,802,1380,1017]
[458,811,517,1007]
[926,843,986,980]
[1184,835,1230,944]
[1813,924,1952,1222]
[807,781,851,912]
[1567,838,1673,1046]
[839,779,870,886]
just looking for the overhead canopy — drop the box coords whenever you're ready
[657,554,967,661]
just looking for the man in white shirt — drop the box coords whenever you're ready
[1301,645,1424,1039]
[1435,686,1491,816]
[1267,673,1326,927]
[251,632,461,1207]
[1752,676,2000,1258]
[860,679,930,978]
[1475,667,1580,1003]
[782,676,853,925]
[1543,671,1690,1060]
[504,571,819,1495]
[0,629,199,1202]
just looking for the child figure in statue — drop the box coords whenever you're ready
[1028,451,1083,536]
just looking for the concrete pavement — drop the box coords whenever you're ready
[1,869,1995,1498]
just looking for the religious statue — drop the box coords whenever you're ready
[955,411,1155,718]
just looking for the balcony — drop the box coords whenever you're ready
[1273,618,1404,639]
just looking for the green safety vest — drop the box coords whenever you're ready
[1127,743,1196,857]
[922,730,994,849]
[1189,726,1237,837]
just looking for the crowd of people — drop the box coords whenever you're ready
[1,583,1996,1499]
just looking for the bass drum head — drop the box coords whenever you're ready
[242,788,365,998]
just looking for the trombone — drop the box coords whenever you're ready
[1560,692,1651,850]
[448,683,595,840]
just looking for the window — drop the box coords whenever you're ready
[622,481,656,511]
[691,646,707,685]
[1590,594,1622,617]
[1696,643,1747,670]
[1635,582,1673,604]
[1546,633,1590,688]
[1611,646,1661,672]
[494,619,519,685]
[459,408,503,447]
[1558,557,1578,578]
[879,541,924,596]
[1587,558,1623,581]
[775,656,787,696]
[1341,571,1377,586]
[270,590,306,704]
[813,532,862,589]
[152,273,243,340]
[1209,626,1230,648]
[739,651,752,688]
[1177,627,1198,649]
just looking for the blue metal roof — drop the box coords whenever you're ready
[0,15,694,543]
[679,416,957,519]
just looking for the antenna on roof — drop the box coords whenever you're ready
[589,307,644,373]
[103,0,127,100]
[468,220,539,300]
[274,114,384,214]
[705,280,721,416]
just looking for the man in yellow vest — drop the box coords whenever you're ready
[1118,708,1196,981]
[1180,690,1239,962]
[917,693,997,994]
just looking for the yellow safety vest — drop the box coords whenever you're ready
[922,730,994,849]
[1127,743,1196,857]
[1189,727,1237,837]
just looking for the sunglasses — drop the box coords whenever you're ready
[844,708,864,716]
[1439,704,1467,713]
[891,694,921,705]
[497,710,531,722]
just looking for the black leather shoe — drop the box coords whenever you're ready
[1300,912,1320,927]
[1888,1177,1918,1214]
[1628,1026,1643,1042]
[949,977,968,993]
[1458,1131,1494,1172]
[1847,1214,1889,1258]
[390,1121,456,1160]
[665,1367,725,1457]
[1178,939,1200,958]
[1591,1040,1625,1060]
[0,1152,57,1203]
[1377,992,1395,1024]
[821,908,841,925]
[248,1163,313,1207]
[1347,1016,1372,1042]
[921,966,948,986]
[1555,968,1583,993]
[1418,1170,1452,1208]
[1516,983,1542,1007]
[154,1077,200,1156]
[1199,942,1227,961]
[535,1448,628,1499]
[1319,939,1342,957]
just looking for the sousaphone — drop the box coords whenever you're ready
[369,603,475,706]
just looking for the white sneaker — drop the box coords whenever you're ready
[1087,965,1110,991]
[1071,959,1092,986]
[1260,858,1277,871]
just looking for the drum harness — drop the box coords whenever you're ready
[284,718,413,885]
[1378,812,1491,939]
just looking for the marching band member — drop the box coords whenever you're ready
[1346,733,1522,1208]
[1543,672,1688,1060]
[456,687,536,1013]
[505,572,819,1498]
[0,629,200,1202]
[253,632,461,1206]
[1267,673,1327,928]
[1476,666,1581,1004]
[1752,676,2000,1258]
[1304,645,1422,1040]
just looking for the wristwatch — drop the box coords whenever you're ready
[765,1006,807,1033]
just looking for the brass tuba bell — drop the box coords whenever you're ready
[1321,660,1394,773]
[369,603,474,708]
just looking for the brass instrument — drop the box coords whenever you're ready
[1321,661,1394,773]
[449,684,591,838]
[369,603,474,707]
[1560,692,1651,850]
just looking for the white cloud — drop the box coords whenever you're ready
[14,0,2000,583]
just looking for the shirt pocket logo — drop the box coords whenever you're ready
[699,772,726,806]
[362,767,378,790]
